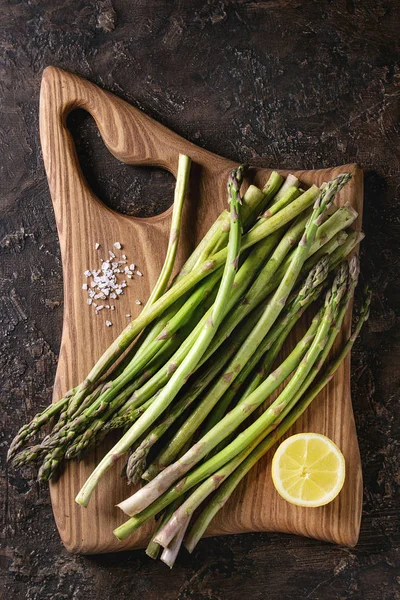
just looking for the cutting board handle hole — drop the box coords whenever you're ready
[67,109,176,218]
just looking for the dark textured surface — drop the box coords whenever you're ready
[1,1,399,598]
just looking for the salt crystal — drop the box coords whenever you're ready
[106,320,112,327]
[82,243,140,315]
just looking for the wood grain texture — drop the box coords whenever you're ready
[39,66,364,554]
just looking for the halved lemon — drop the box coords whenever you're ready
[271,433,345,508]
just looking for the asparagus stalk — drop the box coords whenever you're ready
[254,186,300,223]
[7,394,72,461]
[66,155,190,417]
[329,230,364,270]
[247,172,285,228]
[185,285,371,552]
[146,154,191,306]
[75,166,246,507]
[276,203,357,276]
[160,516,191,568]
[145,497,184,559]
[270,174,300,205]
[180,172,281,278]
[12,444,47,468]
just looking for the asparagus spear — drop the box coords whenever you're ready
[66,154,191,417]
[160,516,191,568]
[145,498,184,560]
[184,285,371,552]
[145,154,191,306]
[270,173,300,205]
[75,166,246,507]
[254,186,300,223]
[7,394,72,462]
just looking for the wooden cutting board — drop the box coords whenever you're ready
[39,66,364,554]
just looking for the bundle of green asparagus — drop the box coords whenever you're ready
[8,154,369,566]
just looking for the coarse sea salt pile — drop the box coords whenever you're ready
[82,242,144,327]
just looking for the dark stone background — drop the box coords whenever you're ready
[1,1,399,599]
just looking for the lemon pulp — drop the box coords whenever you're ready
[271,433,345,508]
